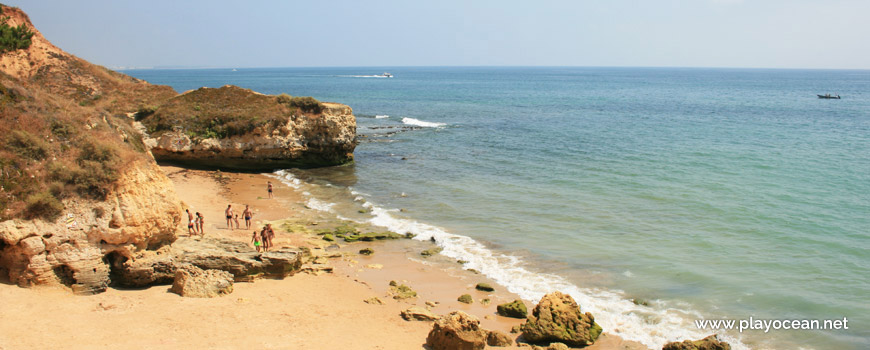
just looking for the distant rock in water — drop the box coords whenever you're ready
[138,85,357,171]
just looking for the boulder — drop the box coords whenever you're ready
[400,306,438,321]
[359,248,374,255]
[662,335,731,350]
[520,291,602,347]
[475,283,495,292]
[426,311,488,350]
[458,294,474,304]
[170,265,233,298]
[497,299,529,318]
[109,237,302,287]
[486,330,514,347]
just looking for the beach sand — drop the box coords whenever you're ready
[0,166,647,350]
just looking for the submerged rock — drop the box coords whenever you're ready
[662,335,731,350]
[170,264,233,298]
[520,291,602,347]
[426,311,488,350]
[421,247,443,257]
[497,299,528,319]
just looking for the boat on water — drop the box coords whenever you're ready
[818,94,841,99]
[381,72,393,78]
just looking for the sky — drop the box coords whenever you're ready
[5,0,869,69]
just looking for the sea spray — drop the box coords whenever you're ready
[269,170,748,350]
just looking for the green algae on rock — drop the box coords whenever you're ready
[496,299,528,319]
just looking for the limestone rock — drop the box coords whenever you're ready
[520,291,602,347]
[497,299,529,318]
[170,265,233,298]
[486,330,514,347]
[390,283,418,300]
[364,297,384,305]
[0,161,181,294]
[547,343,570,350]
[426,311,488,350]
[421,247,443,256]
[141,86,356,171]
[475,283,494,292]
[401,306,438,321]
[662,335,731,350]
[109,237,302,287]
[458,294,474,304]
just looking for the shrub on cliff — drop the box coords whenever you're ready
[276,93,323,114]
[141,86,325,140]
[24,190,63,221]
[5,130,49,161]
[0,5,35,54]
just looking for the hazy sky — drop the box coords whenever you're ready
[6,0,869,69]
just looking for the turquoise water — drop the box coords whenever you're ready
[125,67,870,350]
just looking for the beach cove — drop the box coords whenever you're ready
[0,166,647,350]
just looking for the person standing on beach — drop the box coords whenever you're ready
[251,231,261,252]
[186,209,195,236]
[196,212,204,236]
[267,181,274,199]
[265,223,275,249]
[225,205,234,230]
[260,227,269,252]
[243,205,254,230]
[234,214,241,230]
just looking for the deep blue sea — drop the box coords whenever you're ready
[124,67,870,350]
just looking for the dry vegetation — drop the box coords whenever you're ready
[140,86,324,139]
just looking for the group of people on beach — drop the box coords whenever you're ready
[251,223,275,252]
[225,204,256,230]
[185,209,205,236]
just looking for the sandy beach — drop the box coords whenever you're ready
[0,166,645,350]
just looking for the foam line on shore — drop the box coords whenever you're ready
[270,170,748,350]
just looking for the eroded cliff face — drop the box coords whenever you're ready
[142,86,357,171]
[0,160,181,294]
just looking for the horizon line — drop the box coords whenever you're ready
[113,65,870,72]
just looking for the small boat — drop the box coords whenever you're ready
[381,72,393,78]
[818,94,841,99]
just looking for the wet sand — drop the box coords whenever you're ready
[0,166,648,350]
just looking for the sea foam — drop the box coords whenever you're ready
[270,170,748,350]
[402,117,446,128]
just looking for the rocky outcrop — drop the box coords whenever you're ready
[497,299,528,318]
[662,335,731,350]
[426,311,489,350]
[400,306,438,321]
[486,330,513,347]
[170,264,234,298]
[108,237,302,287]
[0,161,181,294]
[520,292,603,347]
[140,85,356,171]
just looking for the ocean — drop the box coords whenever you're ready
[124,67,870,350]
